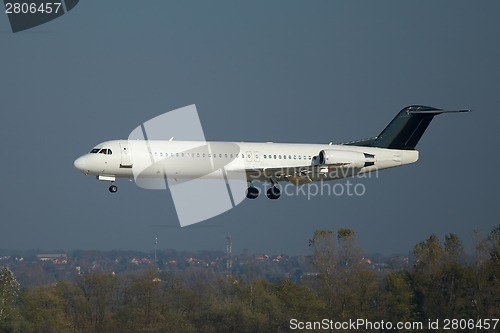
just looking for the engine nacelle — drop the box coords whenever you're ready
[318,149,373,168]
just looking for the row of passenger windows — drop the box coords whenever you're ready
[90,148,113,155]
[153,152,312,160]
[263,154,312,160]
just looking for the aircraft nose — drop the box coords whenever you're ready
[74,156,88,172]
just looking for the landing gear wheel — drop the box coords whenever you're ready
[109,185,118,193]
[246,187,259,199]
[266,186,280,200]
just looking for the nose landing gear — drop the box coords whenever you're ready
[109,184,118,193]
[97,175,118,193]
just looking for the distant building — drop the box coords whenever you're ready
[37,254,68,264]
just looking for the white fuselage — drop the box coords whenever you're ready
[74,140,419,183]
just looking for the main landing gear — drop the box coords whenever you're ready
[246,182,281,200]
[246,186,259,199]
[266,186,280,200]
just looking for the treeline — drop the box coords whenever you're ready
[0,226,499,333]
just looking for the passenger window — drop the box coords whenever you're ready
[279,155,282,159]
[197,153,200,157]
[289,155,291,159]
[274,155,277,159]
[220,154,222,158]
[225,154,228,158]
[284,155,287,159]
[294,155,296,159]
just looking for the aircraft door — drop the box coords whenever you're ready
[119,141,133,167]
[246,151,252,163]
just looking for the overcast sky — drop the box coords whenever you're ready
[1,1,498,256]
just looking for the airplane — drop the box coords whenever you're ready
[74,105,468,200]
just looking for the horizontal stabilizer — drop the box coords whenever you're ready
[407,109,470,115]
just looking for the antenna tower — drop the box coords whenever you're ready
[154,236,158,264]
[226,235,232,277]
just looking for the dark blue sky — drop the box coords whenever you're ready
[1,1,498,255]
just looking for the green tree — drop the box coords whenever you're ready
[17,285,71,333]
[488,225,500,264]
[444,233,465,264]
[335,229,378,321]
[114,270,165,333]
[308,229,379,324]
[412,234,445,320]
[411,233,477,320]
[74,272,118,333]
[413,234,444,276]
[308,229,336,308]
[381,270,415,323]
[274,279,327,324]
[474,225,500,318]
[441,233,476,318]
[0,267,20,330]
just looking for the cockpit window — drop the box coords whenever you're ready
[92,148,113,155]
[90,148,113,155]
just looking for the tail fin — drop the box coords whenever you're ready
[345,105,469,150]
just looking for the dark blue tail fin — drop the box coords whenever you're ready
[345,105,469,150]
